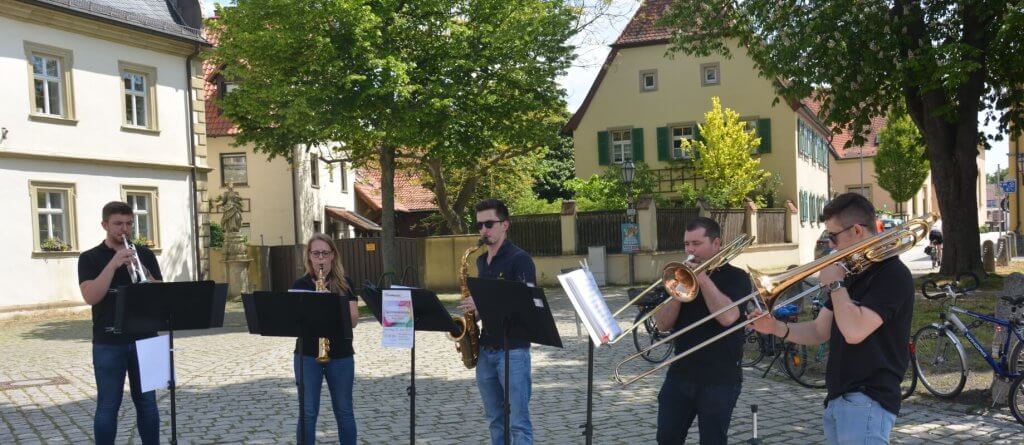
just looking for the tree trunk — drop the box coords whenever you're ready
[425,160,467,234]
[925,135,984,276]
[379,144,396,276]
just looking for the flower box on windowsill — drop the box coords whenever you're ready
[40,237,71,252]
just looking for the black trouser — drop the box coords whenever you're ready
[656,375,741,445]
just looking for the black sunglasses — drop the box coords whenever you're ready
[826,224,859,243]
[474,220,505,230]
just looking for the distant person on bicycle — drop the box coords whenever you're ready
[928,219,943,266]
[653,217,752,445]
[747,193,915,444]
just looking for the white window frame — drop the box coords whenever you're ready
[339,162,349,193]
[670,124,696,159]
[122,186,160,249]
[310,155,320,188]
[119,62,159,132]
[740,118,759,154]
[610,129,633,164]
[700,62,720,86]
[639,69,658,92]
[24,42,76,123]
[221,153,248,186]
[29,181,78,254]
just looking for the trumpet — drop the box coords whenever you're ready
[122,235,149,284]
[614,215,935,387]
[605,234,755,344]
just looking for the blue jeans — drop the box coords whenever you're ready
[294,355,356,444]
[823,392,896,445]
[656,376,741,445]
[476,347,532,445]
[92,343,159,445]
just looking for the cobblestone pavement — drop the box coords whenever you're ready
[2,287,1022,444]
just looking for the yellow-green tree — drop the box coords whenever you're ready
[680,97,770,207]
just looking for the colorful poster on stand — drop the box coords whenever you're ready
[382,290,414,349]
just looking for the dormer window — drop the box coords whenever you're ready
[640,70,657,92]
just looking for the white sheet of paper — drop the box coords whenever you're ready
[381,290,414,349]
[136,335,171,393]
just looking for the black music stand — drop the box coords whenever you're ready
[467,277,562,445]
[360,286,456,445]
[114,281,225,445]
[241,290,352,445]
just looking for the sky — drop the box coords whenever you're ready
[201,0,1009,175]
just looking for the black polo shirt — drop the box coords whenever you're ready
[666,263,752,385]
[292,275,358,359]
[823,257,914,415]
[476,240,537,350]
[78,241,163,344]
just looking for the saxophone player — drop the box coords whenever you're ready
[459,198,537,444]
[78,201,162,445]
[291,233,360,444]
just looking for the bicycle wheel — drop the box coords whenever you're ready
[1009,337,1023,376]
[741,327,764,367]
[901,359,917,399]
[913,324,968,398]
[785,342,827,388]
[632,310,672,363]
[1009,375,1024,427]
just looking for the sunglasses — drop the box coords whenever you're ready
[474,220,505,230]
[826,224,859,244]
[310,250,334,259]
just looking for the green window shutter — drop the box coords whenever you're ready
[757,118,771,153]
[800,191,808,222]
[597,131,609,166]
[657,127,669,161]
[631,127,644,162]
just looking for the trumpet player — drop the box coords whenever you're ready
[291,233,359,444]
[748,193,914,444]
[653,217,752,445]
[78,201,162,445]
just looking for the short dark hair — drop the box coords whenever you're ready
[474,198,510,221]
[102,201,133,221]
[685,216,721,240]
[820,193,877,234]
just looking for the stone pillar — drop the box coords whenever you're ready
[560,200,577,255]
[784,199,799,243]
[224,232,252,300]
[636,197,657,251]
[983,240,996,273]
[744,198,758,243]
[997,236,1010,267]
[991,273,1024,404]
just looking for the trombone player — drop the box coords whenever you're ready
[653,217,752,445]
[748,193,914,444]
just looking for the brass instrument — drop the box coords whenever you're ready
[123,235,149,284]
[449,237,485,369]
[315,265,331,364]
[605,234,755,344]
[614,215,936,387]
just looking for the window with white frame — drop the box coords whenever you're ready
[701,62,720,86]
[221,153,248,186]
[32,54,63,116]
[123,72,147,127]
[124,188,159,247]
[611,129,632,163]
[31,182,77,252]
[640,70,657,92]
[671,125,695,159]
[25,42,75,121]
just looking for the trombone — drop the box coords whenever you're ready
[606,234,755,344]
[613,215,936,387]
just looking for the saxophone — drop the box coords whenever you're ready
[315,266,331,364]
[448,237,485,369]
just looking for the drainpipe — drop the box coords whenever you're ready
[185,45,202,280]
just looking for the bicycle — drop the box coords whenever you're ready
[742,298,828,389]
[629,288,673,363]
[912,272,1024,400]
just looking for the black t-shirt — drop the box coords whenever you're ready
[667,263,752,385]
[475,240,537,349]
[823,257,914,415]
[292,275,358,359]
[77,241,163,344]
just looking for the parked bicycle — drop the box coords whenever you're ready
[629,288,673,363]
[742,290,829,389]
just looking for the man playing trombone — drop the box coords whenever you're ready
[653,217,752,445]
[748,193,914,444]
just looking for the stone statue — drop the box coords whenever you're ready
[217,182,244,234]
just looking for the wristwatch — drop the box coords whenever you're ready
[826,280,845,294]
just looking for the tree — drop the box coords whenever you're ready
[661,0,1024,275]
[533,118,576,203]
[679,97,770,208]
[987,167,1009,184]
[875,109,930,219]
[566,163,662,211]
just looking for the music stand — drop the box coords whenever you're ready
[467,277,562,445]
[241,290,352,445]
[360,286,457,445]
[114,280,225,445]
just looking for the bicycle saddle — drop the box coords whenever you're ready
[1000,295,1024,306]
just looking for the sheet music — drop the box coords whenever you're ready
[136,335,170,393]
[557,268,622,345]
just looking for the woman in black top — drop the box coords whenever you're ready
[292,233,359,444]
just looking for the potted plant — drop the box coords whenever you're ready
[41,237,70,252]
[132,234,154,247]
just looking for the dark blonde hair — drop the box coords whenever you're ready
[304,233,350,295]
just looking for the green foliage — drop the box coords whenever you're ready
[679,97,770,208]
[209,222,224,248]
[533,121,576,203]
[979,225,989,234]
[751,171,782,208]
[40,237,69,252]
[566,162,662,211]
[987,167,1009,184]
[875,109,930,213]
[132,234,153,247]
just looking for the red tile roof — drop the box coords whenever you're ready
[802,97,887,159]
[201,25,240,137]
[612,0,673,47]
[355,168,439,212]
